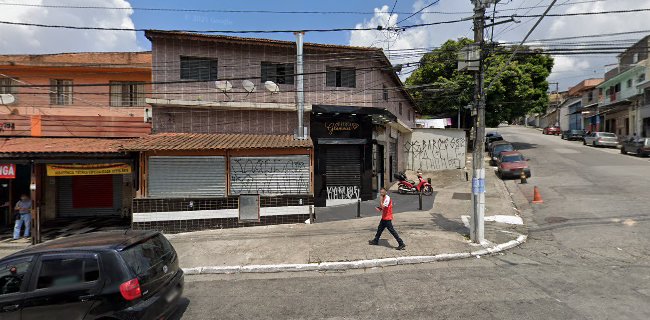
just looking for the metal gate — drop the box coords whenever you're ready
[230,155,310,195]
[148,156,226,197]
[325,145,361,200]
[57,175,122,216]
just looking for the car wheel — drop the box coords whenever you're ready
[637,149,644,157]
[621,147,627,154]
[583,140,587,145]
[592,141,597,147]
[423,185,433,196]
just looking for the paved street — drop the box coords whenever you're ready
[173,125,650,320]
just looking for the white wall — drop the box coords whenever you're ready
[404,129,467,172]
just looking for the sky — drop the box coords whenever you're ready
[1,0,650,90]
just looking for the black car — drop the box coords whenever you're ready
[0,230,183,320]
[485,132,504,151]
[561,129,586,141]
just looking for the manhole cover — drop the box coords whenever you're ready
[452,192,472,200]
[545,216,569,224]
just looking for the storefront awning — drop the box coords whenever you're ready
[122,133,313,151]
[0,137,129,158]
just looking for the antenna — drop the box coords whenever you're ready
[242,80,256,97]
[215,80,232,100]
[264,81,280,94]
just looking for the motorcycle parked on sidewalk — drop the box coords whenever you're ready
[395,172,434,196]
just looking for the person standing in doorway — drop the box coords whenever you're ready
[13,194,31,240]
[369,188,406,250]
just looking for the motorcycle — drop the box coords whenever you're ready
[394,172,433,196]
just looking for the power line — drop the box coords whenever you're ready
[397,0,441,25]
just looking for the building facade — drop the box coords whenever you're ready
[132,31,417,232]
[0,52,151,236]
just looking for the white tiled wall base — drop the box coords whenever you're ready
[133,205,311,222]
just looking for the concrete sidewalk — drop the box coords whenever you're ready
[167,166,527,273]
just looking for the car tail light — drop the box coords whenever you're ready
[120,278,142,301]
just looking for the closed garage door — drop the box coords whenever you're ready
[57,175,122,216]
[325,144,361,201]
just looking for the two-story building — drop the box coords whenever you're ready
[127,30,417,233]
[0,52,151,237]
[595,35,650,138]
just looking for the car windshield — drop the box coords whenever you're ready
[598,133,616,137]
[494,145,514,153]
[502,155,524,162]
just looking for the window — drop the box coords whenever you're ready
[614,83,621,92]
[382,84,388,101]
[633,53,639,63]
[0,78,17,95]
[110,81,145,106]
[0,257,32,295]
[399,102,403,115]
[627,79,633,88]
[36,256,99,289]
[261,62,294,84]
[639,73,646,83]
[119,235,175,278]
[587,91,594,102]
[180,56,218,81]
[325,67,356,88]
[49,79,73,105]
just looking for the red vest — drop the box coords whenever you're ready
[381,197,394,220]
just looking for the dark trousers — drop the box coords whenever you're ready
[374,219,404,245]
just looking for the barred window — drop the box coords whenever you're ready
[110,82,146,107]
[0,78,17,95]
[49,79,73,105]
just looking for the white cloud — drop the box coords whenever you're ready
[349,0,650,90]
[0,0,139,53]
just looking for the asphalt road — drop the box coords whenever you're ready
[172,126,650,320]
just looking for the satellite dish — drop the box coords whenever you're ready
[242,80,256,93]
[215,80,232,92]
[0,94,15,105]
[264,81,280,94]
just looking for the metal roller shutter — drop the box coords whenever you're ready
[230,155,310,195]
[325,145,361,187]
[57,175,122,216]
[148,156,226,198]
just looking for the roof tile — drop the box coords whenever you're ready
[121,133,312,151]
[0,137,128,155]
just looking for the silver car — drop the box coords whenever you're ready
[583,132,619,147]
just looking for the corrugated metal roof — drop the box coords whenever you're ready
[0,137,127,155]
[122,133,313,151]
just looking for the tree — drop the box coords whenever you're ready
[405,38,554,127]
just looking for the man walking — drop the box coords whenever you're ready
[13,194,32,240]
[369,188,406,250]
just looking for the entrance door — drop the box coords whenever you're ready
[372,144,384,196]
[325,145,362,205]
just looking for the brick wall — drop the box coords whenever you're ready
[150,37,415,128]
[153,106,308,134]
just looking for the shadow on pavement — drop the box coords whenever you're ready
[168,298,190,320]
[511,142,538,151]
[315,191,436,223]
[431,213,469,235]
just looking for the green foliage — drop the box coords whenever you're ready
[405,38,554,127]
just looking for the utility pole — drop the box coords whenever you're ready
[470,0,493,244]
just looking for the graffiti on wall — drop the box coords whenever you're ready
[404,133,466,171]
[230,156,310,195]
[326,186,360,200]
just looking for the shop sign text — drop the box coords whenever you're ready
[0,164,16,179]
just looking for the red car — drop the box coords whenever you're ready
[543,126,561,135]
[496,151,531,179]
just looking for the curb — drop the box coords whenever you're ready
[181,234,527,275]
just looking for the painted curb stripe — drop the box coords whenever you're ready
[182,234,528,275]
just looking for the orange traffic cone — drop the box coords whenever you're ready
[532,186,544,204]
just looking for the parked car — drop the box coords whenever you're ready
[620,138,650,157]
[583,132,619,147]
[561,129,586,141]
[543,126,561,135]
[489,141,514,165]
[485,132,504,151]
[0,231,183,320]
[496,151,531,179]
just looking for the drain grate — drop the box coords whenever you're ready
[452,192,472,200]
